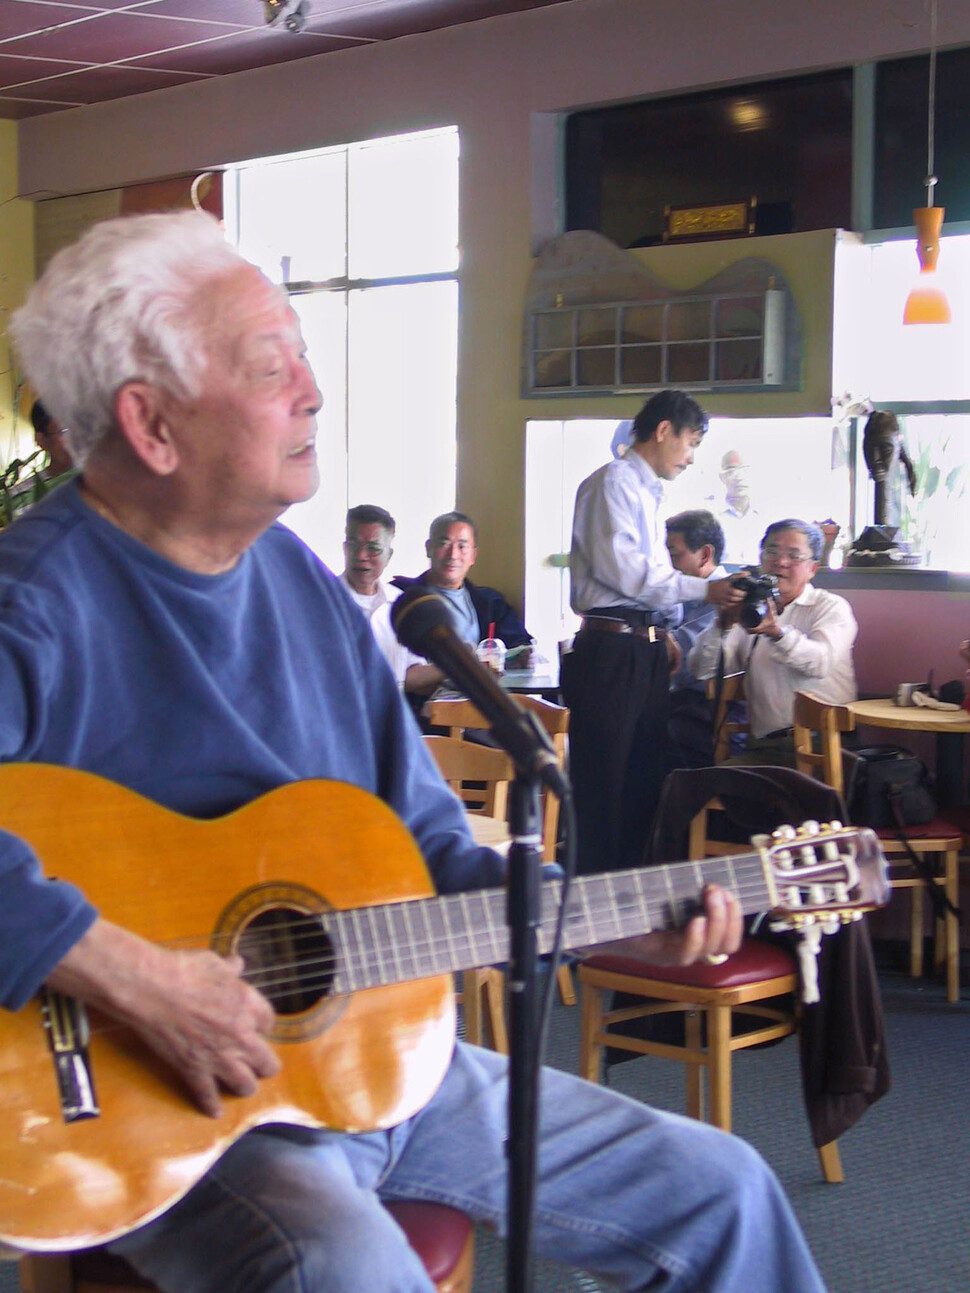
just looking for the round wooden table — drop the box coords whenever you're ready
[847,698,970,736]
[847,698,970,808]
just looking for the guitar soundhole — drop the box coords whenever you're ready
[215,883,344,1042]
[237,908,336,1017]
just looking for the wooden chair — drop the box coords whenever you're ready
[424,734,513,1051]
[425,696,576,1006]
[425,694,569,863]
[705,673,748,763]
[578,773,846,1184]
[19,1200,474,1292]
[792,691,962,1002]
[424,732,514,819]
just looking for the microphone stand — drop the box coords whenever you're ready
[505,773,544,1293]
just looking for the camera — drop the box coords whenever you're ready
[731,569,780,629]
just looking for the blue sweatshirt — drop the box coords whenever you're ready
[0,482,505,1009]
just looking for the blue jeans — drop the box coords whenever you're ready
[112,1043,826,1292]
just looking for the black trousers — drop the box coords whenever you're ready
[561,626,670,875]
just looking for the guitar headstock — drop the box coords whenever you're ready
[757,821,890,929]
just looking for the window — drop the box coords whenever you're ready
[565,71,853,249]
[874,47,970,229]
[525,417,850,662]
[225,127,460,575]
[888,414,970,572]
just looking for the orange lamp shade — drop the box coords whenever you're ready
[903,206,952,325]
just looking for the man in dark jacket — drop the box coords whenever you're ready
[392,510,533,666]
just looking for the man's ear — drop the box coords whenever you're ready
[654,419,674,442]
[114,382,180,476]
[700,543,715,570]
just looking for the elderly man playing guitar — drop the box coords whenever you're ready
[0,213,828,1293]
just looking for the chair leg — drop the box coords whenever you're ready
[557,964,577,1006]
[706,1003,732,1133]
[817,1140,844,1184]
[944,847,960,1004]
[684,1008,704,1121]
[579,983,604,1083]
[461,969,485,1046]
[483,970,509,1054]
[909,885,924,978]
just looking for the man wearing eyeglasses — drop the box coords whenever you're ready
[689,518,857,763]
[340,504,437,693]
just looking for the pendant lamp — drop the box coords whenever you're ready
[904,0,951,325]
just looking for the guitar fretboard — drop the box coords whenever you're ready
[331,851,771,993]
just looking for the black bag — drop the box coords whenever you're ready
[847,744,937,828]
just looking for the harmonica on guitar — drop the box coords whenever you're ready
[0,763,889,1253]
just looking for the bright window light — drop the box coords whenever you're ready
[227,128,460,575]
[525,417,851,660]
[864,234,970,402]
[235,149,347,285]
[349,129,459,280]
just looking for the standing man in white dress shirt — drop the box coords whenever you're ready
[688,518,857,764]
[564,392,743,874]
[339,505,437,693]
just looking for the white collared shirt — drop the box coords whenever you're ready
[339,574,424,688]
[569,450,708,615]
[687,584,858,738]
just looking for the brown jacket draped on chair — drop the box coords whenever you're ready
[648,765,891,1149]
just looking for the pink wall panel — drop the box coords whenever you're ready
[840,588,969,697]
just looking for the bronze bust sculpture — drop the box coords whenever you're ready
[846,411,920,566]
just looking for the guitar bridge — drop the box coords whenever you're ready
[40,987,100,1122]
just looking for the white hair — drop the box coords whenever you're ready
[9,211,248,466]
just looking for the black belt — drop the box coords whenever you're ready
[581,616,668,643]
[584,606,668,629]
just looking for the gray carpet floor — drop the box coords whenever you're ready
[3,965,967,1293]
[471,965,970,1293]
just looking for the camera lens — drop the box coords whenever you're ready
[739,601,767,630]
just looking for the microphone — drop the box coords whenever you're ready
[391,587,568,797]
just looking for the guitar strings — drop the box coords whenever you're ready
[58,867,841,1035]
[197,873,789,998]
[159,863,800,994]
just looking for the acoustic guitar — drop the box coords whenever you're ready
[0,763,888,1252]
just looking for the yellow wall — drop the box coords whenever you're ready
[0,121,34,465]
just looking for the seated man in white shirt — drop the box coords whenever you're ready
[689,518,857,764]
[339,504,437,693]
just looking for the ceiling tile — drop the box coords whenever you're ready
[7,62,205,101]
[131,26,358,73]
[0,0,568,116]
[7,11,240,62]
[0,54,86,89]
[133,0,263,22]
[0,4,102,41]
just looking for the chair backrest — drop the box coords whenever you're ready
[423,734,514,818]
[424,696,569,860]
[705,673,748,762]
[792,691,856,796]
[651,765,846,865]
[687,796,749,860]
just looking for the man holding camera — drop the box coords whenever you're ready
[689,519,858,763]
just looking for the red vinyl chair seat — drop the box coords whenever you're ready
[582,938,797,989]
[384,1200,475,1284]
[873,817,962,841]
